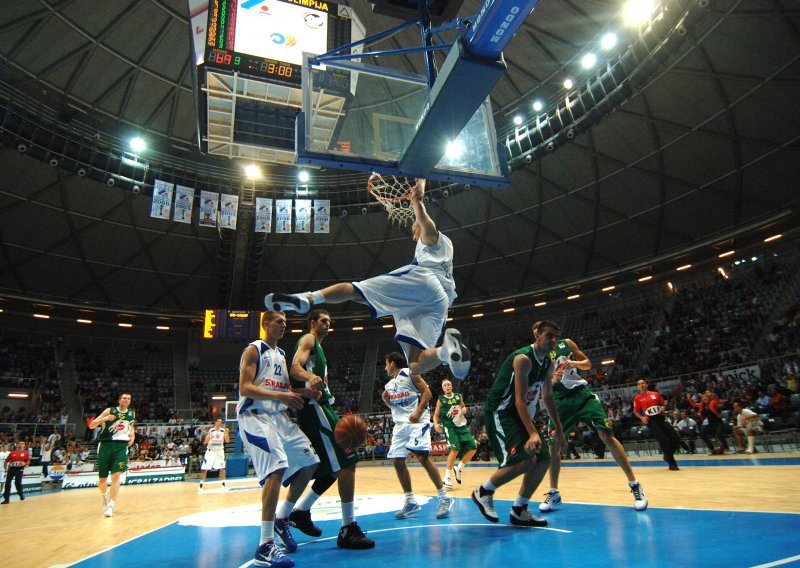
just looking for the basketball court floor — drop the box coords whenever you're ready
[3,454,799,568]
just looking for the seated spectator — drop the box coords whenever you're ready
[732,402,763,454]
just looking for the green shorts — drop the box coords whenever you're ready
[483,407,549,468]
[296,403,360,479]
[442,423,477,454]
[549,386,611,437]
[97,441,129,478]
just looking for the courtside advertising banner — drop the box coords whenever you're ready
[173,185,195,224]
[199,191,219,228]
[219,193,239,230]
[314,199,330,233]
[275,199,292,233]
[150,180,174,220]
[255,197,272,233]
[295,199,311,233]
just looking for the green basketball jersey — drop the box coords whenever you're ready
[292,333,335,408]
[98,407,135,442]
[485,344,550,419]
[438,393,463,426]
[550,338,588,391]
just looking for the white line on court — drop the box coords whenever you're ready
[750,554,800,568]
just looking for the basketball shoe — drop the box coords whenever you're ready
[629,481,648,511]
[453,465,462,484]
[289,509,322,537]
[438,329,471,380]
[471,486,498,523]
[436,495,453,519]
[394,501,421,519]
[442,478,453,490]
[104,501,114,518]
[337,522,375,549]
[538,489,561,512]
[274,518,298,552]
[265,293,311,314]
[510,505,548,527]
[253,542,294,568]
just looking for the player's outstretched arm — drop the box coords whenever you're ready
[410,179,438,245]
[565,339,592,371]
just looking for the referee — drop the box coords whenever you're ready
[2,441,31,504]
[633,379,681,471]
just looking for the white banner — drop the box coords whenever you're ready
[255,197,272,233]
[219,193,239,230]
[314,199,330,233]
[199,191,219,228]
[173,185,194,224]
[62,463,186,489]
[150,180,174,220]
[295,199,312,233]
[188,0,209,65]
[594,385,638,403]
[719,365,761,384]
[275,199,293,233]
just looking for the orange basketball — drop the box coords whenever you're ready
[334,414,368,451]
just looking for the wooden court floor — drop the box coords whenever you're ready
[2,454,799,568]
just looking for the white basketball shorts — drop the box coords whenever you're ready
[201,449,226,471]
[387,421,433,458]
[238,411,319,486]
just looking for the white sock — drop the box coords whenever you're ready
[108,499,115,508]
[277,499,296,519]
[437,487,447,498]
[457,462,465,471]
[443,471,451,481]
[260,521,274,545]
[482,480,498,492]
[404,492,416,503]
[513,495,529,508]
[341,502,355,526]
[310,291,325,305]
[747,435,755,452]
[296,489,321,512]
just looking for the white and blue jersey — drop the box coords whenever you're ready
[385,368,433,458]
[410,232,456,305]
[237,340,290,415]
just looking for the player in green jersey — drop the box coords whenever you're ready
[285,309,374,550]
[89,393,135,517]
[537,324,647,512]
[433,379,476,489]
[471,320,567,527]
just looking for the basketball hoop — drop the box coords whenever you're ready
[367,173,417,226]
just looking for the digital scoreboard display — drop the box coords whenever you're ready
[205,0,351,87]
[203,310,265,340]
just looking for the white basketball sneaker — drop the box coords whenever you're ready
[629,482,648,511]
[438,329,471,380]
[539,489,561,512]
[265,293,311,313]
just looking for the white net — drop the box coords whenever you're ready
[367,173,417,226]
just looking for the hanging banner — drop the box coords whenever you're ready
[255,197,272,233]
[150,180,174,220]
[173,185,194,224]
[295,199,312,233]
[275,199,293,233]
[314,199,330,233]
[219,193,239,230]
[199,191,219,228]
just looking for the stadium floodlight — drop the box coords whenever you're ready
[563,78,574,89]
[245,164,262,179]
[513,115,524,125]
[601,32,618,50]
[130,137,146,153]
[581,53,597,69]
[298,170,310,183]
[532,100,543,112]
[623,0,654,26]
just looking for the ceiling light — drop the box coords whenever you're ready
[581,53,597,69]
[291,329,303,333]
[676,264,692,271]
[8,393,29,399]
[532,100,543,112]
[118,323,133,328]
[382,324,393,329]
[76,319,92,324]
[34,313,50,319]
[503,307,515,313]
[602,285,616,292]
[638,275,652,282]
[446,317,453,322]
[534,301,547,307]
[513,115,523,125]
[245,164,262,179]
[717,267,729,279]
[601,359,615,365]
[352,326,364,331]
[601,32,618,50]
[567,294,580,300]
[445,139,464,158]
[211,396,227,400]
[298,170,310,183]
[156,325,170,330]
[472,313,484,318]
[130,137,146,153]
[764,234,782,243]
[623,0,654,26]
[667,281,675,292]
[718,250,735,258]
[563,78,574,89]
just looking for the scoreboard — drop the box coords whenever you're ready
[204,0,352,88]
[203,310,264,340]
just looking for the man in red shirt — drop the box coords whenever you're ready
[634,380,681,470]
[2,441,31,504]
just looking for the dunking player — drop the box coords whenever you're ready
[538,328,647,513]
[265,179,470,381]
[471,320,567,527]
[382,352,452,519]
[433,379,476,489]
[199,418,230,489]
[89,393,135,517]
[284,309,374,549]
[238,311,320,568]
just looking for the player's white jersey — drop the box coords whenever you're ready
[207,427,226,450]
[237,340,290,415]
[385,368,430,424]
[411,232,456,304]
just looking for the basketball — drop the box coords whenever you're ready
[334,414,368,451]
